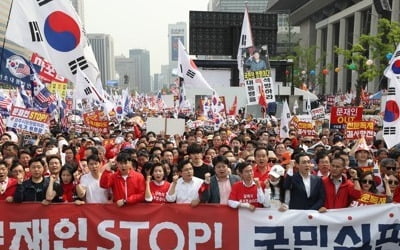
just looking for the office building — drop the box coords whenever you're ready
[268,0,398,94]
[88,33,116,87]
[207,0,269,12]
[129,49,151,93]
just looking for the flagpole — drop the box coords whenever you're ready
[0,0,14,76]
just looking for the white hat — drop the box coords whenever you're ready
[269,165,285,178]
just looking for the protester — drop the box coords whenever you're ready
[187,143,214,180]
[100,152,145,206]
[145,162,170,203]
[253,147,271,186]
[166,160,204,205]
[0,160,17,202]
[14,157,62,204]
[320,157,361,210]
[228,162,265,210]
[386,171,400,203]
[76,154,110,203]
[263,165,289,211]
[283,152,325,210]
[199,155,240,204]
[58,165,84,204]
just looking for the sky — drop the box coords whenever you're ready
[84,0,210,75]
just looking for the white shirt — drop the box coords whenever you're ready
[166,176,203,204]
[301,174,311,198]
[80,173,109,203]
[217,177,231,205]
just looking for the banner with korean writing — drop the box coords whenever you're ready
[0,203,399,249]
[244,69,275,105]
[350,192,387,207]
[330,106,363,129]
[6,106,49,134]
[30,53,67,83]
[0,203,238,250]
[325,95,335,112]
[297,121,316,136]
[310,106,325,120]
[345,121,375,139]
[82,111,109,134]
[48,81,67,99]
[239,204,400,249]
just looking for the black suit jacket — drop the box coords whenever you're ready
[284,173,325,210]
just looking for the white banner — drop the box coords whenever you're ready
[311,106,325,120]
[239,204,400,249]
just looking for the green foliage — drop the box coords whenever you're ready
[335,18,400,104]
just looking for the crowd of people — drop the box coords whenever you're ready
[0,116,399,213]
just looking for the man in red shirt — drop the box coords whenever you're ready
[320,157,361,210]
[100,152,145,207]
[253,147,271,186]
[228,162,265,210]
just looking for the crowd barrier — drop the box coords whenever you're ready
[0,202,399,249]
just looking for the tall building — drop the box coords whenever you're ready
[207,0,269,12]
[69,0,85,25]
[88,33,115,86]
[129,49,151,93]
[166,22,187,85]
[115,55,136,91]
[268,0,398,94]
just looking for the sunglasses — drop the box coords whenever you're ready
[268,159,277,163]
[247,160,256,164]
[386,167,397,171]
[388,180,399,185]
[303,141,312,144]
[361,180,374,185]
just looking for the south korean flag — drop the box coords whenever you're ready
[5,0,101,89]
[383,78,400,148]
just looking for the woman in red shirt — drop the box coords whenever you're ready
[145,163,170,203]
[59,165,84,205]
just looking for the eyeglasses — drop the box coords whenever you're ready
[388,180,399,185]
[361,180,374,185]
[386,167,397,171]
[246,160,256,164]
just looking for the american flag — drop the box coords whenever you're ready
[35,87,56,104]
[16,63,30,76]
[0,95,12,110]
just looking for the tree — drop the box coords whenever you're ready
[285,45,326,91]
[335,18,400,105]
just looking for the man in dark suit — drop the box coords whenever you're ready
[200,155,241,204]
[284,152,325,210]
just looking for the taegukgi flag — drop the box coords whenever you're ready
[177,40,214,92]
[382,78,400,148]
[237,7,253,86]
[5,0,101,89]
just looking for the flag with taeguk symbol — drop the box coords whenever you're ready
[177,40,214,92]
[382,44,400,148]
[237,6,254,86]
[5,0,101,89]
